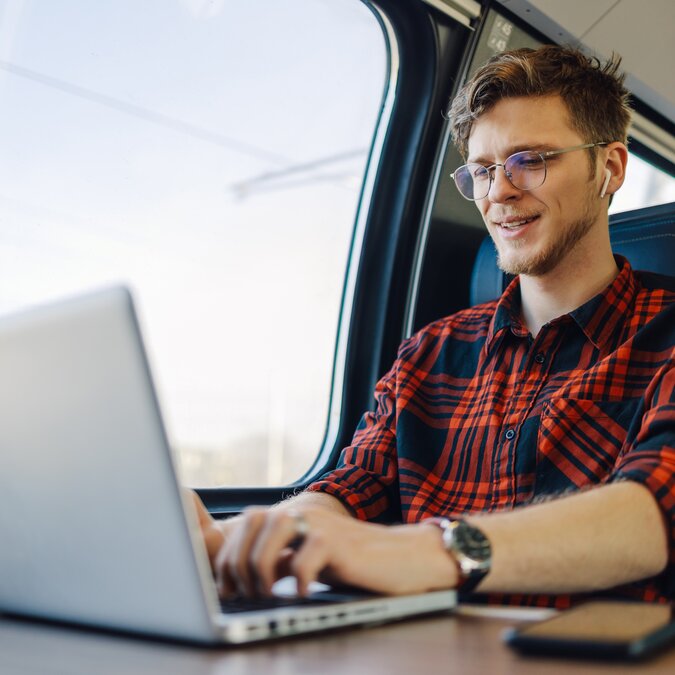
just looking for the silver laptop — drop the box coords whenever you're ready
[0,287,456,644]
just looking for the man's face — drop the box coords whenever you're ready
[467,95,604,277]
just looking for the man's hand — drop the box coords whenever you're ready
[190,490,230,567]
[189,489,348,571]
[212,506,458,598]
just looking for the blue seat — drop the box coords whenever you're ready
[470,201,675,306]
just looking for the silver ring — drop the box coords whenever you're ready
[290,511,309,539]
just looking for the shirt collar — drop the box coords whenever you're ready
[485,256,637,352]
[486,275,526,351]
[569,255,637,351]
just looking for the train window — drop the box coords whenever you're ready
[0,1,387,486]
[610,152,675,214]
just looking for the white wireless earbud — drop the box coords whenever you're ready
[600,168,611,198]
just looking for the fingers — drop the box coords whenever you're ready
[188,493,313,593]
[188,490,212,528]
[250,511,308,595]
[290,531,329,596]
[216,507,267,597]
[214,508,325,598]
[202,521,226,564]
[186,490,225,565]
[275,548,296,580]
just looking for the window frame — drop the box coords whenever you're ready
[198,0,473,516]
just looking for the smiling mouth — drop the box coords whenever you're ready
[495,215,540,230]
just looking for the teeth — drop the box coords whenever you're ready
[500,217,535,229]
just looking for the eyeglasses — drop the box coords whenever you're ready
[450,142,610,201]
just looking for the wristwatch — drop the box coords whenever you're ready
[427,518,492,593]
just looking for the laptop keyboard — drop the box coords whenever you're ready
[219,589,374,614]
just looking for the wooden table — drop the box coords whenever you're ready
[1,606,674,674]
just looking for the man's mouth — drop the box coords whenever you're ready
[493,215,540,230]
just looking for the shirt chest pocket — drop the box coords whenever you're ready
[534,397,640,495]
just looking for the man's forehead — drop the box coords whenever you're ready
[466,95,577,161]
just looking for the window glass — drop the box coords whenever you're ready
[0,1,387,487]
[609,152,675,214]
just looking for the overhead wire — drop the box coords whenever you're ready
[1,59,368,197]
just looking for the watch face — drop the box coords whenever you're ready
[455,522,491,563]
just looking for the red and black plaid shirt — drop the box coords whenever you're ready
[309,256,675,608]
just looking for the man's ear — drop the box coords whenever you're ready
[600,142,629,199]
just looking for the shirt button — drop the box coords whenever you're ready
[534,352,545,364]
[505,429,515,440]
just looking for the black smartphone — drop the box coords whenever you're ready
[504,601,675,660]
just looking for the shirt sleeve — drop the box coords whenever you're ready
[610,354,675,599]
[306,358,402,523]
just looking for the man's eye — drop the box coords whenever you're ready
[513,157,543,170]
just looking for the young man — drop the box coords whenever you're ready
[195,46,674,607]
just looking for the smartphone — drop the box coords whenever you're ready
[504,601,675,660]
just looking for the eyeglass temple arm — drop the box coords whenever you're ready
[541,142,610,158]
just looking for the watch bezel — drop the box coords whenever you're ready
[428,518,492,590]
[451,520,492,571]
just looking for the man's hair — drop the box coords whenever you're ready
[448,45,632,162]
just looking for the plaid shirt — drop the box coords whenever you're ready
[309,256,675,608]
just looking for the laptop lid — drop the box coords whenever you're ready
[0,287,456,644]
[0,287,222,643]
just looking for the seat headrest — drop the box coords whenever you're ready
[470,201,675,306]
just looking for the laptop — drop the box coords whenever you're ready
[0,287,456,644]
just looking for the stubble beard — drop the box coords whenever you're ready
[494,189,599,277]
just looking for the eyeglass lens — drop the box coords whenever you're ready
[453,151,547,200]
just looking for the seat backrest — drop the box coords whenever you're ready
[470,201,675,306]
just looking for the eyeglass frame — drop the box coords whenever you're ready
[450,142,611,201]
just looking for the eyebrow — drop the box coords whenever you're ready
[467,143,560,165]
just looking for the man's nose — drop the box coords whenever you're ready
[488,166,521,203]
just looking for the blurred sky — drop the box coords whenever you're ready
[0,0,387,472]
